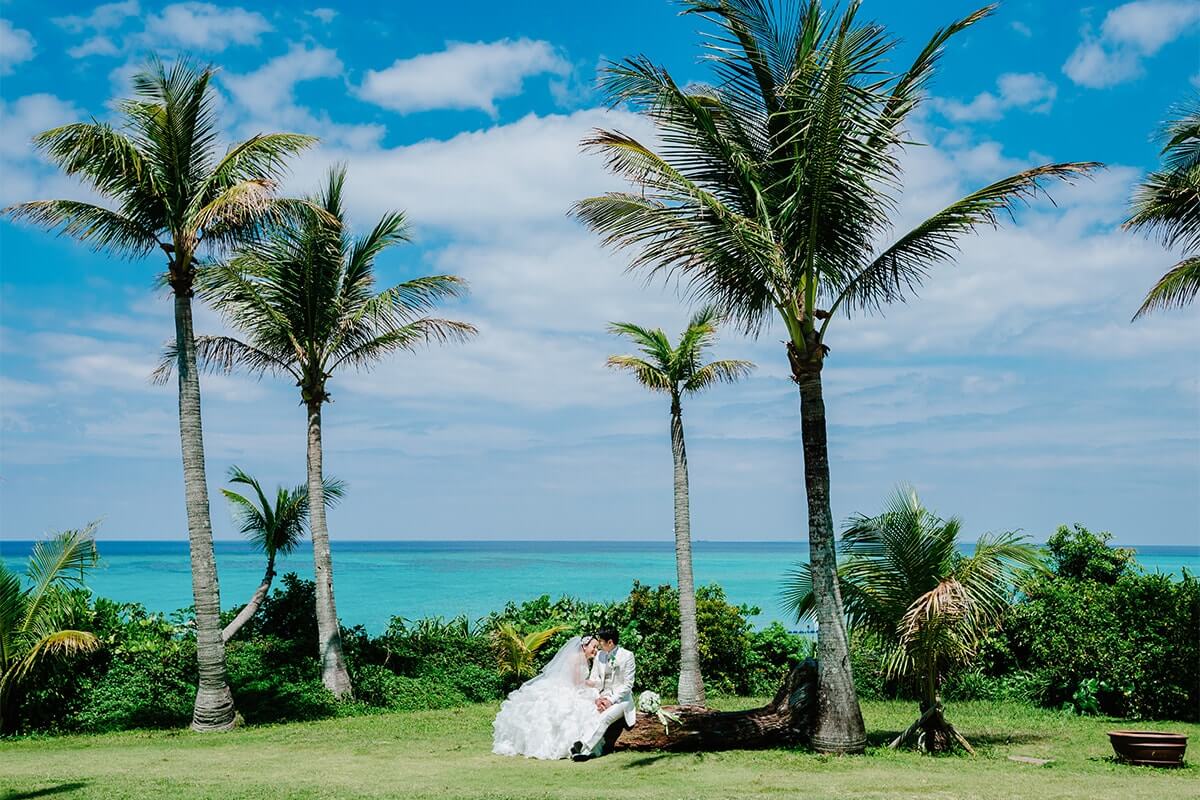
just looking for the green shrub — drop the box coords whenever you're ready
[745,623,815,696]
[992,525,1199,721]
[71,650,195,732]
[354,665,470,711]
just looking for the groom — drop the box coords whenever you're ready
[571,627,636,761]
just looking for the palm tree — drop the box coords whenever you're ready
[1127,101,1200,318]
[0,525,101,731]
[162,165,476,698]
[572,0,1097,752]
[2,57,316,731]
[782,486,1044,753]
[219,466,345,642]
[607,306,753,706]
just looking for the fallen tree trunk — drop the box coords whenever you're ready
[610,660,817,752]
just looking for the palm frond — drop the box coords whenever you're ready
[1132,255,1200,318]
[831,162,1101,318]
[23,525,99,635]
[682,358,755,392]
[151,334,295,385]
[2,201,160,257]
[606,355,673,392]
[330,319,477,372]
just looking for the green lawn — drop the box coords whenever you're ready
[2,699,1196,800]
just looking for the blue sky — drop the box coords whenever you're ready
[0,0,1197,546]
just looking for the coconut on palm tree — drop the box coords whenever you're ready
[1127,101,1200,318]
[573,0,1097,752]
[783,486,1045,753]
[0,525,101,731]
[160,165,476,698]
[219,466,345,642]
[607,307,753,706]
[2,57,316,731]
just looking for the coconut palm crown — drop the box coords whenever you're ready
[1126,101,1200,318]
[158,164,476,698]
[2,55,318,732]
[573,0,1097,752]
[608,306,753,707]
[782,486,1045,752]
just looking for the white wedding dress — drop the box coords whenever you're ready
[492,636,601,760]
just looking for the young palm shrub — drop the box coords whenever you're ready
[161,166,476,698]
[2,57,316,731]
[1127,101,1200,318]
[219,466,345,642]
[492,623,571,680]
[0,525,101,731]
[573,0,1097,752]
[782,486,1045,753]
[607,307,753,706]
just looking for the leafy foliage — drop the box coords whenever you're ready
[157,165,476,401]
[1126,101,1200,317]
[996,529,1199,720]
[607,307,753,397]
[491,623,571,680]
[2,56,314,287]
[1042,523,1136,584]
[575,0,1096,355]
[222,467,345,561]
[0,526,102,731]
[783,486,1043,694]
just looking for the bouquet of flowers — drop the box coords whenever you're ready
[637,690,682,734]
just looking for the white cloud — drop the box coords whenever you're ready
[936,72,1057,122]
[68,36,121,59]
[0,94,80,159]
[143,2,272,52]
[222,44,383,149]
[1011,21,1033,37]
[288,108,655,238]
[54,1,140,33]
[308,8,338,24]
[0,20,36,75]
[1064,0,1200,88]
[358,38,570,115]
[0,94,95,208]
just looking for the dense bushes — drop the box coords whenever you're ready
[6,574,810,735]
[6,526,1196,735]
[995,527,1199,720]
[848,525,1199,722]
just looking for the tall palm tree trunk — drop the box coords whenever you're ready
[175,291,236,732]
[306,401,353,699]
[221,552,276,643]
[790,344,866,754]
[671,395,706,707]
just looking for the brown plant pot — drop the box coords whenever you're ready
[1107,730,1188,767]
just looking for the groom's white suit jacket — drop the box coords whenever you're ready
[589,646,637,726]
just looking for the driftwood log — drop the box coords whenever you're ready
[608,659,817,752]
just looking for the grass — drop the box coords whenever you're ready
[2,699,1196,800]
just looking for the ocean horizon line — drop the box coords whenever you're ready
[3,538,1197,550]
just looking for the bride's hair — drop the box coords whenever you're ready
[579,635,595,647]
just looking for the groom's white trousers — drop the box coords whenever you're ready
[583,701,633,755]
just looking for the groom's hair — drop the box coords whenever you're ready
[595,626,619,645]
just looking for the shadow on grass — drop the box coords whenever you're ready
[620,752,704,769]
[3,782,90,800]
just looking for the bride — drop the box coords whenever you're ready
[492,635,601,759]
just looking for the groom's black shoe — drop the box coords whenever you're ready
[570,741,590,762]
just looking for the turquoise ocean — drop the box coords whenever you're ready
[3,540,1197,634]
